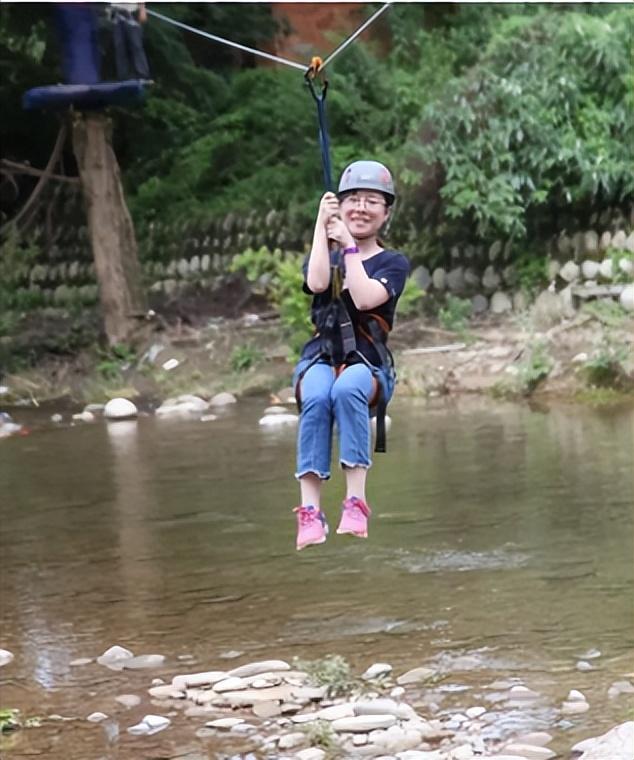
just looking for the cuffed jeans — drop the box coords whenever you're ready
[293,358,394,480]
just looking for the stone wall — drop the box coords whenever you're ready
[410,227,634,316]
[4,191,633,314]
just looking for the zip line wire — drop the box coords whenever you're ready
[147,3,392,75]
[321,3,392,70]
[147,9,307,71]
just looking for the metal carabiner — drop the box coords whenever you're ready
[304,56,328,103]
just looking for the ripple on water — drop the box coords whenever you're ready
[281,614,408,641]
[390,547,531,574]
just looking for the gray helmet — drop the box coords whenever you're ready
[337,160,395,205]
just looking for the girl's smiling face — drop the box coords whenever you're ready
[339,191,390,240]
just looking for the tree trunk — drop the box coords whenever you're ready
[72,112,146,346]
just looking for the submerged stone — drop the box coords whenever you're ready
[127,714,170,736]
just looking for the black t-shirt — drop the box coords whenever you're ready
[300,248,410,366]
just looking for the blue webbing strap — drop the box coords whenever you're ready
[305,65,344,301]
[304,68,333,193]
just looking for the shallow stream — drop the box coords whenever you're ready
[1,396,632,758]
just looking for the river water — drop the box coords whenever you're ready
[0,396,632,759]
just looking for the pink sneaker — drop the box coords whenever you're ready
[336,496,371,538]
[293,505,329,551]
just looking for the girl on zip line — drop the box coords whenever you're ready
[292,160,410,550]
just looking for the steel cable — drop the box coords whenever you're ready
[147,10,307,72]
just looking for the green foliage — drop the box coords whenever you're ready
[96,344,136,380]
[0,311,19,338]
[574,386,634,405]
[230,246,312,359]
[515,254,548,296]
[0,708,39,732]
[0,229,40,311]
[230,343,262,373]
[582,299,629,328]
[229,245,279,283]
[407,8,633,239]
[583,337,629,388]
[293,655,356,698]
[0,708,20,733]
[438,295,471,332]
[397,277,425,318]
[517,339,553,394]
[608,247,634,284]
[301,720,341,756]
[2,3,631,265]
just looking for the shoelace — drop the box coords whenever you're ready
[295,507,319,525]
[343,497,369,517]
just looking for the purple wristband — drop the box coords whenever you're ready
[343,246,360,255]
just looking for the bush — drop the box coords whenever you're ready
[230,343,262,372]
[404,8,634,240]
[292,655,356,698]
[517,339,553,394]
[583,338,629,387]
[397,277,425,318]
[230,246,312,359]
[582,299,629,328]
[0,228,40,312]
[438,295,471,332]
[515,253,548,296]
[608,247,634,284]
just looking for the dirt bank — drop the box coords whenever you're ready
[1,302,633,412]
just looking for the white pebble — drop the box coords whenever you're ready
[115,694,141,709]
[127,714,170,736]
[278,731,305,749]
[87,712,108,722]
[362,662,393,680]
[205,717,244,729]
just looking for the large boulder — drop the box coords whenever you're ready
[619,284,634,312]
[572,721,634,760]
[411,265,431,291]
[432,268,446,291]
[581,260,600,279]
[104,398,138,420]
[156,395,208,417]
[490,291,512,314]
[559,261,580,283]
[209,392,237,407]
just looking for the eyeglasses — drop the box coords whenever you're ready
[341,195,387,211]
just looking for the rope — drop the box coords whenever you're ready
[147,10,307,72]
[321,2,392,70]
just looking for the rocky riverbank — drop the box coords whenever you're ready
[1,298,633,421]
[1,647,632,759]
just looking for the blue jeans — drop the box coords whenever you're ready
[293,358,394,480]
